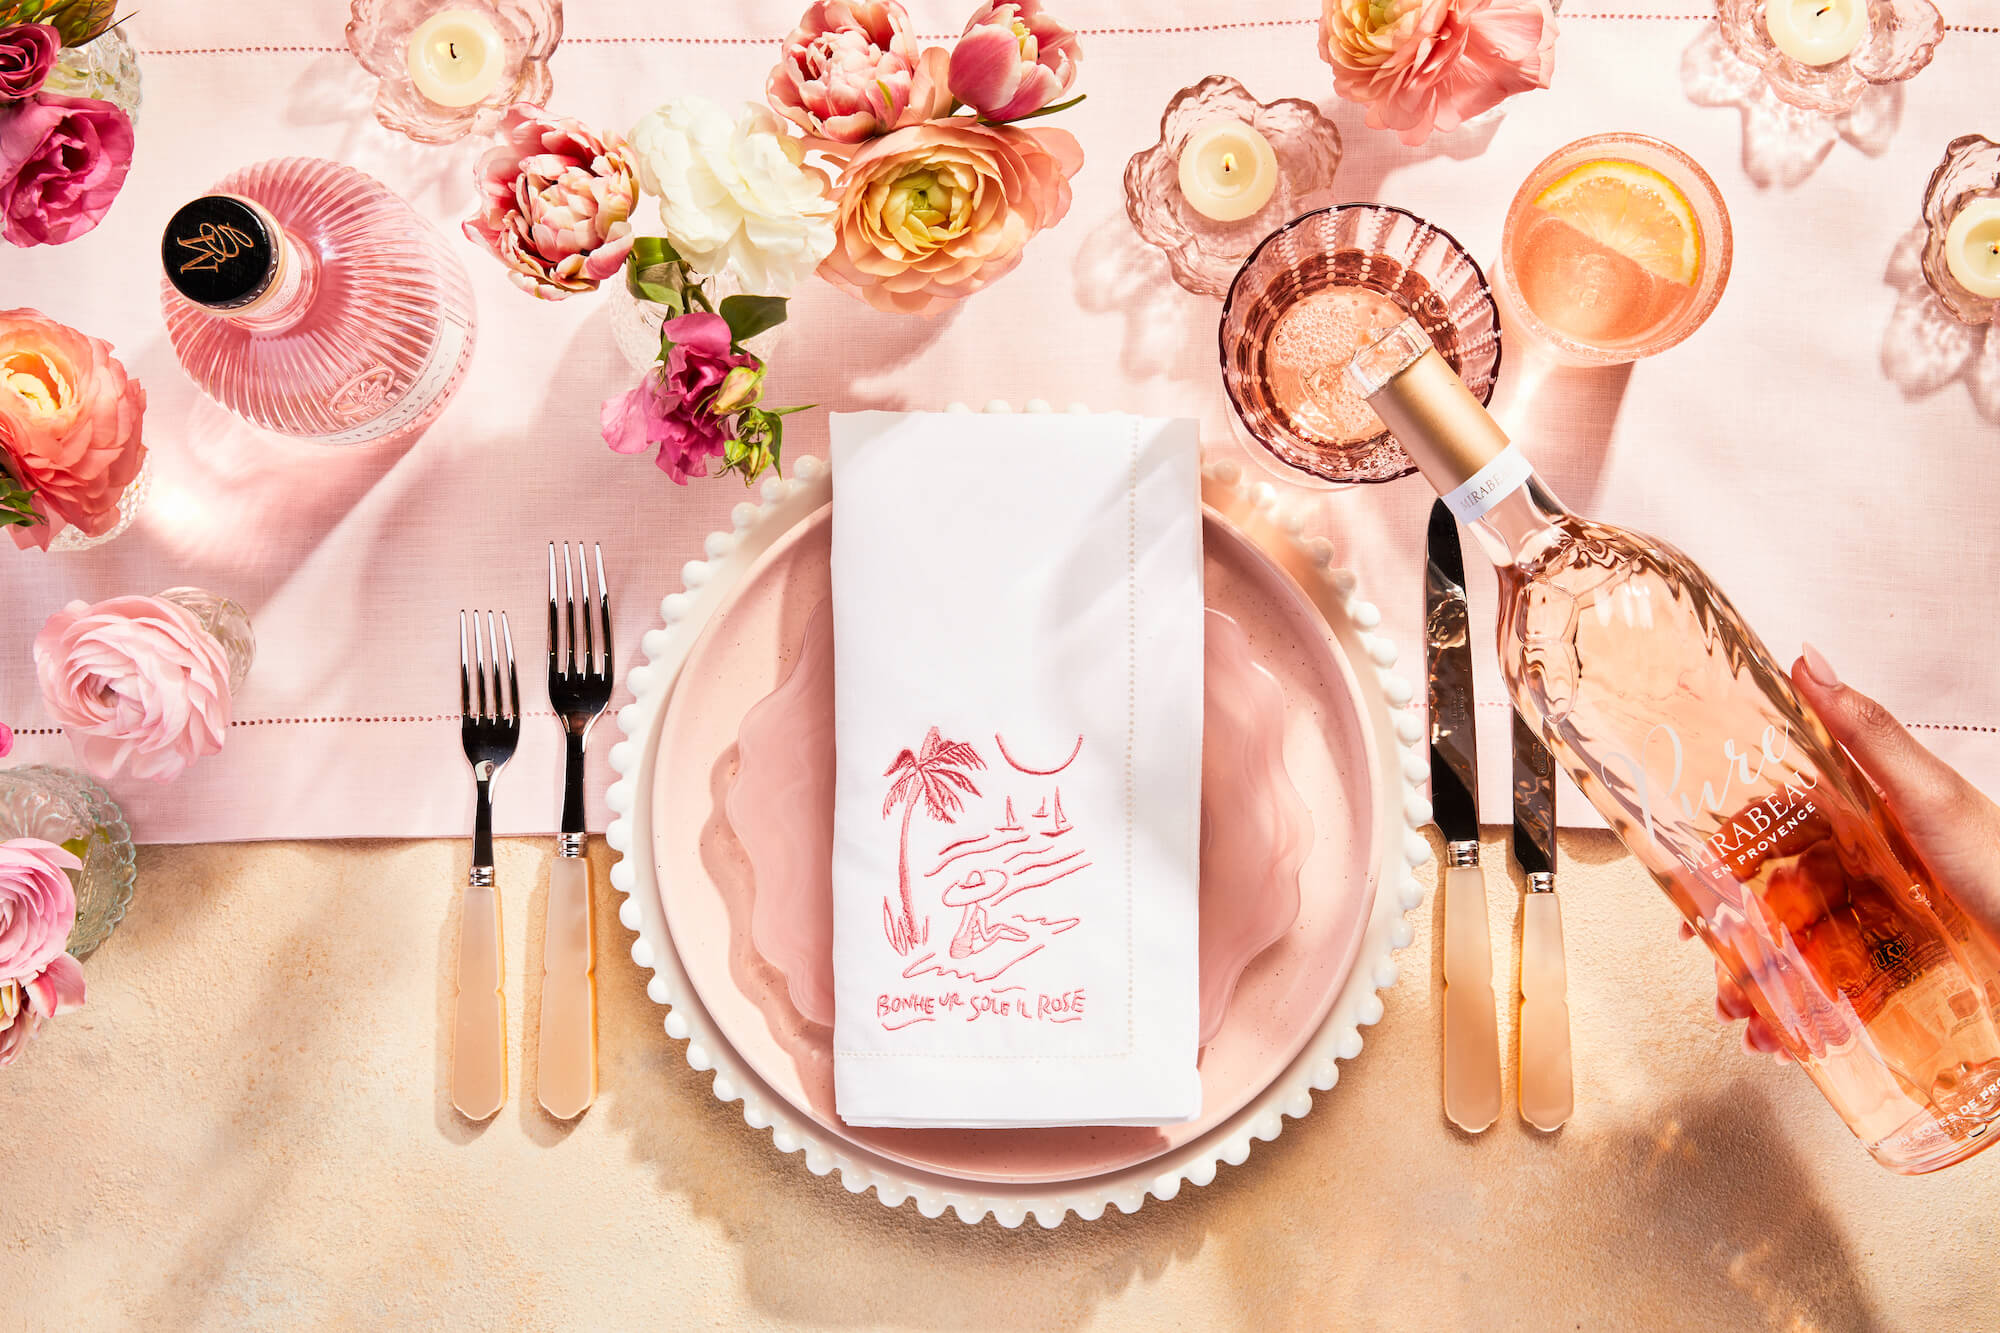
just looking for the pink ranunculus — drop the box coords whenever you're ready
[766,0,950,144]
[1319,0,1556,146]
[0,307,146,551]
[601,311,757,484]
[34,595,235,783]
[463,103,638,301]
[0,949,85,1069]
[948,0,1081,122]
[0,977,39,1066]
[820,120,1083,316]
[0,24,59,102]
[0,91,133,246]
[0,838,80,986]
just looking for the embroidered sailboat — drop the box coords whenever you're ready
[996,797,1022,831]
[1030,797,1048,819]
[1044,789,1071,835]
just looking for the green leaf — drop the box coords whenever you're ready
[627,236,683,271]
[718,294,789,348]
[631,278,688,314]
[0,458,40,530]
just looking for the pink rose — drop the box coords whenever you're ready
[463,103,638,301]
[948,0,1081,122]
[766,0,950,144]
[0,91,133,246]
[1319,0,1556,146]
[0,838,79,986]
[0,24,59,102]
[820,121,1082,316]
[34,595,235,783]
[0,307,146,551]
[601,311,757,484]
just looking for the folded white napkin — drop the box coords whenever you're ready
[828,410,1204,1129]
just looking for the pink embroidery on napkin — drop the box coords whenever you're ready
[881,728,986,955]
[994,732,1084,775]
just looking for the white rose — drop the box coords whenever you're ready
[628,95,836,297]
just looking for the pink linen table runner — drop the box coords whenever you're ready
[2,0,1999,842]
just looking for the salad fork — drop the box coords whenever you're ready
[540,542,612,1119]
[456,610,518,1122]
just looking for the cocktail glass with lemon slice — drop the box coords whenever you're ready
[1498,134,1733,365]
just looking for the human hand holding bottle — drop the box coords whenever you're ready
[1698,644,2000,1058]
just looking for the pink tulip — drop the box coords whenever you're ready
[948,0,1081,122]
[1319,0,1556,146]
[766,0,950,143]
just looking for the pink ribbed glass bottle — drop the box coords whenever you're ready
[160,157,475,446]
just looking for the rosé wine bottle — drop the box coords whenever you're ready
[160,158,475,446]
[1353,317,2000,1174]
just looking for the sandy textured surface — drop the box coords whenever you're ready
[2,831,1994,1330]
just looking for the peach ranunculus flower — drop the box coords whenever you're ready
[819,121,1083,316]
[34,594,235,783]
[0,307,145,550]
[1319,0,1557,147]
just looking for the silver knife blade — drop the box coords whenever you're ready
[1425,499,1479,845]
[1511,707,1556,880]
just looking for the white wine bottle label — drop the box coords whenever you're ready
[1443,443,1533,522]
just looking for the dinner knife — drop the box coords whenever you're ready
[1513,707,1574,1131]
[1425,499,1503,1134]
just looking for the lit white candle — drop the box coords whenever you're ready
[1177,120,1279,224]
[1762,0,1868,67]
[405,8,506,108]
[1944,196,2000,302]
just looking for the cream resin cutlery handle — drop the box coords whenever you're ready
[1519,890,1574,1132]
[1443,861,1503,1133]
[537,854,597,1119]
[453,879,506,1121]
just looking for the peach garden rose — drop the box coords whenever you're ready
[818,120,1083,316]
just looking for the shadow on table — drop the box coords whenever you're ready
[283,54,483,217]
[1880,224,2000,421]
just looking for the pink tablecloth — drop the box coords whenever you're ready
[2,0,1998,842]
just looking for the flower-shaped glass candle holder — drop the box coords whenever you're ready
[1220,204,1501,486]
[1125,76,1343,299]
[346,0,562,145]
[1713,0,1940,115]
[1920,135,2000,328]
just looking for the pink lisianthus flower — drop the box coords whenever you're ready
[1319,0,1557,146]
[948,0,1081,122]
[601,312,758,484]
[0,24,60,102]
[0,91,133,246]
[34,595,235,783]
[766,0,950,144]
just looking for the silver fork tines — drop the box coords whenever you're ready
[548,543,614,851]
[460,609,521,882]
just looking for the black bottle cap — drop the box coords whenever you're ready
[162,195,279,309]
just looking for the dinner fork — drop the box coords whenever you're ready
[455,609,518,1122]
[539,543,612,1119]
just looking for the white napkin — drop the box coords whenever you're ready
[828,411,1205,1129]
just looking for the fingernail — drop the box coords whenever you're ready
[1801,641,1839,689]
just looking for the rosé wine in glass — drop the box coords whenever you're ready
[1498,134,1732,366]
[160,158,475,446]
[1353,318,2000,1174]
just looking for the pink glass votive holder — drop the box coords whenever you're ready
[346,0,562,145]
[1219,204,1501,487]
[1920,135,2000,328]
[1124,75,1344,299]
[1711,0,1941,115]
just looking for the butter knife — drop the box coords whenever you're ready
[1425,500,1502,1134]
[1513,707,1574,1131]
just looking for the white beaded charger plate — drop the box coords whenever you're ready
[605,408,1432,1227]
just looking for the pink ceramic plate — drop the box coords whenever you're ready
[652,503,1380,1186]
[728,600,1313,1044]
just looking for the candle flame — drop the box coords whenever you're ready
[1220,151,1238,176]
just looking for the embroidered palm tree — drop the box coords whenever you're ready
[881,728,984,955]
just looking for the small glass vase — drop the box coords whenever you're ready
[608,272,787,374]
[0,766,136,962]
[43,26,142,121]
